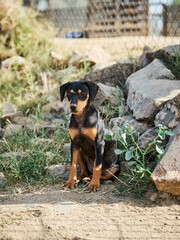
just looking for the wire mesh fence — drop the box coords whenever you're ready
[24,0,180,60]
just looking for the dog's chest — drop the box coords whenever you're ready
[69,127,97,141]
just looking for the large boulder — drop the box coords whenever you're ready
[126,79,180,121]
[80,62,135,88]
[126,58,175,88]
[151,125,180,196]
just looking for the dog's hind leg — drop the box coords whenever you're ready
[77,149,90,182]
[100,166,120,180]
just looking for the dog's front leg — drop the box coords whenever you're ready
[65,141,79,189]
[88,141,104,191]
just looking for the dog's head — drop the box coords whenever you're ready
[60,81,99,115]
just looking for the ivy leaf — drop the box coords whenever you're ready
[104,134,112,140]
[164,130,175,136]
[114,149,126,155]
[125,151,133,161]
[156,145,164,154]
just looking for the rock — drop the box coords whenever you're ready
[63,143,70,154]
[120,161,131,173]
[13,116,35,127]
[45,95,57,103]
[1,103,18,115]
[45,152,56,159]
[155,44,180,58]
[0,172,6,185]
[110,115,150,134]
[155,93,180,129]
[46,164,70,180]
[126,79,180,121]
[50,51,68,68]
[94,83,119,106]
[52,119,65,125]
[80,62,135,88]
[0,128,5,139]
[37,124,58,137]
[2,111,23,122]
[151,125,180,196]
[42,100,68,113]
[1,56,26,70]
[4,124,23,137]
[87,46,110,65]
[46,164,81,180]
[68,47,110,69]
[1,152,27,160]
[126,59,175,89]
[92,61,116,70]
[138,128,157,150]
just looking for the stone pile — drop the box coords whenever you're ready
[0,44,180,195]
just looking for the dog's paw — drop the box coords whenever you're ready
[65,179,76,189]
[88,180,100,192]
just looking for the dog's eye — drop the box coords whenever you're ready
[79,92,86,98]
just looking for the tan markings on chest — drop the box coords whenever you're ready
[81,127,97,140]
[69,127,97,140]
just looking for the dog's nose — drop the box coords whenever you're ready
[70,104,77,111]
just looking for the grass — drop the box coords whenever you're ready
[163,51,180,80]
[0,122,70,189]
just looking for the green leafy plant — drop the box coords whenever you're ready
[105,124,174,195]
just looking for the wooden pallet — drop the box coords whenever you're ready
[87,0,149,37]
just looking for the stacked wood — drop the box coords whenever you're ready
[163,4,180,37]
[87,0,149,37]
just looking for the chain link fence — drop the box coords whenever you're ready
[24,0,180,59]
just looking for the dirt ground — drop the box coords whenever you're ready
[0,182,180,240]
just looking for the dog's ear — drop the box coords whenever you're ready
[84,81,99,101]
[60,82,70,102]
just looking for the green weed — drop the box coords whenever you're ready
[0,123,70,185]
[105,124,174,196]
[163,50,180,80]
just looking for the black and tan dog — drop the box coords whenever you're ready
[60,81,119,191]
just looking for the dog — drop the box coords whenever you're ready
[60,81,119,191]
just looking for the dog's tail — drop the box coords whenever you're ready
[100,166,120,180]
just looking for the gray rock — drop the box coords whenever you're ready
[4,124,23,137]
[50,51,68,68]
[63,143,70,154]
[45,95,57,103]
[52,118,66,125]
[126,79,180,121]
[155,93,180,129]
[151,125,180,196]
[1,56,26,70]
[138,128,157,150]
[37,124,59,137]
[156,44,180,58]
[95,83,119,106]
[1,103,18,115]
[0,172,6,184]
[110,115,150,134]
[46,164,70,180]
[126,59,175,89]
[42,100,68,113]
[80,62,135,88]
[1,152,27,160]
[2,111,23,122]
